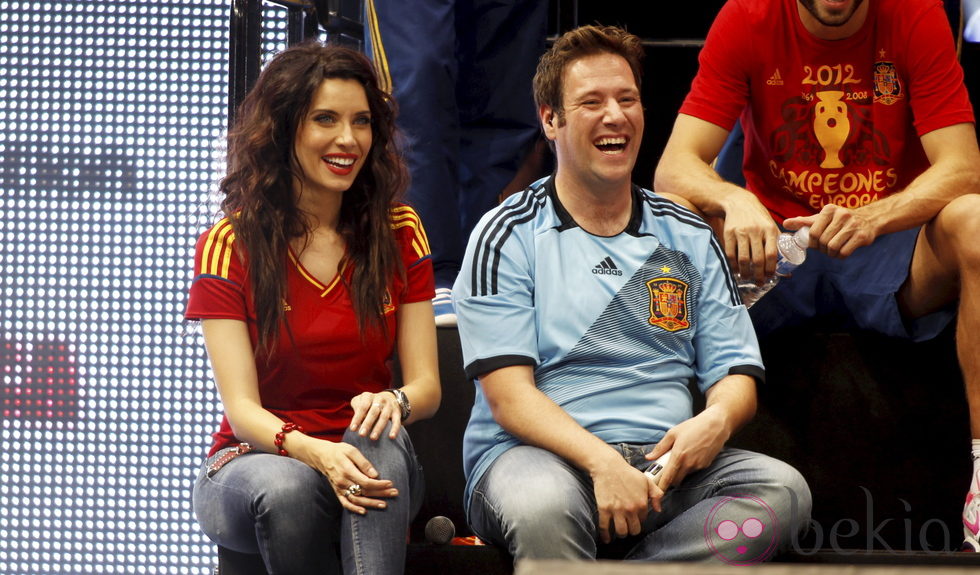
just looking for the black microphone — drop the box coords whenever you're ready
[424,515,455,545]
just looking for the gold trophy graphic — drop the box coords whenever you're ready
[813,90,850,169]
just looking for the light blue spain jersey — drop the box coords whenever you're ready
[453,176,764,509]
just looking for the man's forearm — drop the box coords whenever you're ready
[654,113,751,218]
[855,151,980,237]
[703,374,757,439]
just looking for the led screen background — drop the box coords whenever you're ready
[0,2,289,573]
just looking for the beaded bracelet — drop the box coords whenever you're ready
[274,422,303,457]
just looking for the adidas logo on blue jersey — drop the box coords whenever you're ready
[592,256,623,276]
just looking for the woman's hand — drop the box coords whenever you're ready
[349,391,403,440]
[302,438,399,514]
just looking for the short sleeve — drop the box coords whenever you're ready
[679,0,753,131]
[185,218,248,321]
[903,3,975,136]
[390,205,435,304]
[690,236,765,391]
[452,200,540,380]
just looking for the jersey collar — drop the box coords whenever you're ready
[545,175,644,236]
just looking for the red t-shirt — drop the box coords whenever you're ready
[680,0,975,221]
[185,205,435,455]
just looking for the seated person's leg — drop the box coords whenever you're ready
[468,445,598,560]
[194,450,341,572]
[341,424,425,574]
[898,194,980,550]
[626,447,811,563]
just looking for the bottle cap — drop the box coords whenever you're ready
[794,226,810,247]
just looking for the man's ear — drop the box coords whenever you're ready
[540,105,557,140]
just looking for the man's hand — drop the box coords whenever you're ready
[482,366,666,543]
[784,203,877,258]
[644,407,730,493]
[654,114,782,285]
[590,458,664,544]
[718,190,781,285]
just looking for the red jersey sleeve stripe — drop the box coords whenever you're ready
[202,219,236,279]
[390,206,431,259]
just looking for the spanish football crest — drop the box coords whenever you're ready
[646,277,690,332]
[872,61,902,105]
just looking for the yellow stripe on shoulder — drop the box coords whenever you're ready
[202,218,237,278]
[390,205,431,257]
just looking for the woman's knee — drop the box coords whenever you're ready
[194,455,336,550]
[342,425,416,471]
[262,464,332,505]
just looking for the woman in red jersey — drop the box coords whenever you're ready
[185,42,440,574]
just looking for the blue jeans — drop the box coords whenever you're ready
[468,445,811,564]
[193,425,424,575]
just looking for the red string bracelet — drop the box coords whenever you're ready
[274,422,303,456]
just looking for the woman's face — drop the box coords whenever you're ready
[292,78,373,198]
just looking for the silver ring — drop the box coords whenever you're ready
[345,483,362,498]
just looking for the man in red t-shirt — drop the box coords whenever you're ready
[654,0,980,551]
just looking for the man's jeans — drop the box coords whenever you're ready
[194,425,424,575]
[468,445,811,564]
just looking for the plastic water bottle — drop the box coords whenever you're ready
[736,226,810,308]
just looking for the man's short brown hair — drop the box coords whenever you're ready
[532,25,645,122]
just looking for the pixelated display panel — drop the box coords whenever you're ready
[0,1,292,573]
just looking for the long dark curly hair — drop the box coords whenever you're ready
[219,41,408,354]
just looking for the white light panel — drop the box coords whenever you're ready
[0,1,293,573]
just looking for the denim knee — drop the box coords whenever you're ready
[341,425,423,509]
[470,446,596,559]
[256,460,335,515]
[194,452,341,568]
[765,461,813,546]
[342,424,411,464]
[340,425,424,575]
[710,457,812,561]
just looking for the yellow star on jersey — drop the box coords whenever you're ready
[660,266,671,273]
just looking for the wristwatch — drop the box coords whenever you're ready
[383,388,412,422]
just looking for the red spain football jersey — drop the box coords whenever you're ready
[680,0,974,222]
[186,205,434,455]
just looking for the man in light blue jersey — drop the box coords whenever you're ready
[452,25,811,564]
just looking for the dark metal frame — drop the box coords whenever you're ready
[227,0,357,127]
[312,0,364,46]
